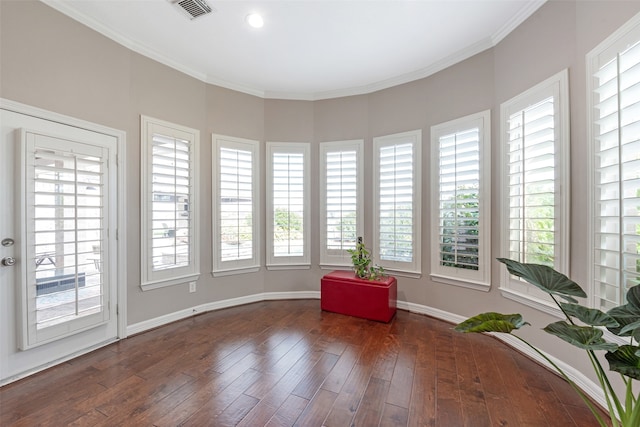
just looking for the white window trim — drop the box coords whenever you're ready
[373,129,422,276]
[587,11,640,313]
[430,110,491,291]
[140,116,200,291]
[212,134,260,276]
[499,69,570,311]
[319,140,364,268]
[266,142,310,269]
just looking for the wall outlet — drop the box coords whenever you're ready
[189,281,196,293]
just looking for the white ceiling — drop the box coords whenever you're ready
[44,0,546,100]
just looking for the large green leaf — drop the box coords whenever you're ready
[627,284,640,310]
[620,319,640,336]
[607,304,640,338]
[559,303,619,327]
[543,321,618,351]
[605,345,640,381]
[455,312,529,334]
[497,258,586,302]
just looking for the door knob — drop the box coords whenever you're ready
[1,257,16,266]
[1,238,14,247]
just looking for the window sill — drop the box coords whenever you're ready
[266,264,311,271]
[383,269,421,279]
[319,263,351,271]
[212,266,260,277]
[430,274,490,292]
[140,272,200,292]
[499,286,564,318]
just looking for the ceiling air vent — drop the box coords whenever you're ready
[171,0,215,20]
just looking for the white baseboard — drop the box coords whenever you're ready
[126,291,320,336]
[126,292,606,412]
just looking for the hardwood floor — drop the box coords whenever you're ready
[0,300,609,426]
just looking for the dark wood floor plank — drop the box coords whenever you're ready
[292,388,337,427]
[435,329,464,426]
[380,402,409,427]
[321,359,374,426]
[407,338,437,427]
[180,368,262,426]
[153,353,259,427]
[214,392,260,427]
[453,332,491,427]
[265,394,309,427]
[469,334,520,427]
[351,377,391,426]
[237,347,325,426]
[0,300,608,427]
[386,342,417,409]
[322,324,392,426]
[371,333,401,381]
[491,344,550,426]
[291,351,339,400]
[320,344,360,393]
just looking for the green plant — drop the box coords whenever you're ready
[455,258,640,427]
[346,237,385,280]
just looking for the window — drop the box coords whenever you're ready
[431,111,491,290]
[373,130,422,275]
[319,140,363,267]
[588,13,640,311]
[500,70,570,310]
[266,142,310,269]
[212,134,260,276]
[141,116,199,291]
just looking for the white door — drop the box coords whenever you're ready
[0,107,120,384]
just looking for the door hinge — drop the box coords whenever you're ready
[116,154,119,167]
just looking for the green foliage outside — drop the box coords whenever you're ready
[440,188,479,270]
[221,213,252,244]
[379,204,413,262]
[519,188,555,266]
[273,207,303,242]
[337,211,357,244]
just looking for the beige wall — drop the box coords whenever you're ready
[2,0,640,383]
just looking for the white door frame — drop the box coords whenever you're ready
[0,98,128,374]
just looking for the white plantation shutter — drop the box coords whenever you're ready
[500,70,569,308]
[438,129,480,269]
[379,143,414,261]
[141,116,199,291]
[150,134,192,270]
[589,20,640,310]
[431,111,491,289]
[374,130,421,274]
[213,135,259,275]
[267,143,310,268]
[326,151,358,250]
[506,97,557,266]
[22,131,111,347]
[220,147,253,261]
[319,140,363,266]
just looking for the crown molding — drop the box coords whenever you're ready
[491,0,547,44]
[40,0,546,102]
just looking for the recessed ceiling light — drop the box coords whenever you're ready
[246,13,264,29]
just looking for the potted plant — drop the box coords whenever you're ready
[455,258,640,427]
[320,237,396,322]
[346,237,385,280]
